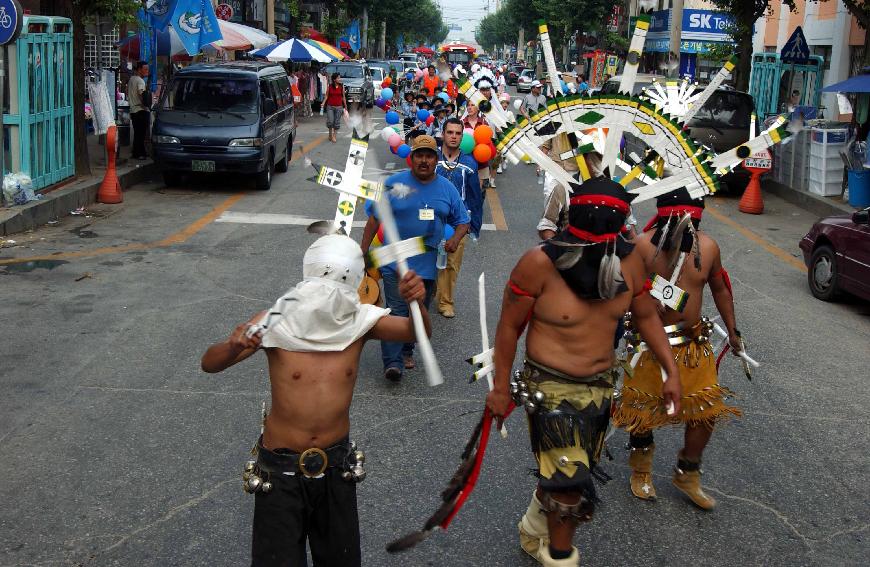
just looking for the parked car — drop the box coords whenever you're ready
[516,69,536,93]
[507,65,524,85]
[323,61,375,108]
[367,59,393,79]
[799,207,870,301]
[601,74,755,191]
[152,61,295,191]
[370,67,385,99]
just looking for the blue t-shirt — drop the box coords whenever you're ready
[366,170,470,280]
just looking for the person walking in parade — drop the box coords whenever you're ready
[325,72,347,144]
[201,235,430,567]
[128,61,151,160]
[361,136,470,381]
[434,118,483,318]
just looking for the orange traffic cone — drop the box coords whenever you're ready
[98,125,123,204]
[738,170,764,214]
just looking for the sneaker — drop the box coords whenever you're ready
[496,165,503,174]
[384,367,402,382]
[403,354,416,369]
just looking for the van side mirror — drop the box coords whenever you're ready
[263,98,277,115]
[853,208,869,225]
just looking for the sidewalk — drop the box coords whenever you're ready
[0,134,158,237]
[762,178,858,218]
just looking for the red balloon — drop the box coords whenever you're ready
[426,115,435,126]
[473,125,494,144]
[383,101,392,111]
[473,143,493,163]
[383,76,392,87]
[390,144,398,155]
[406,155,412,167]
[488,140,497,156]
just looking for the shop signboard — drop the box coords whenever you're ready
[645,8,736,52]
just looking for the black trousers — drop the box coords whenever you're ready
[251,465,360,566]
[131,110,150,158]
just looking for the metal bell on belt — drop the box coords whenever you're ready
[244,460,256,472]
[260,481,273,494]
[246,476,262,493]
[524,401,537,414]
[532,391,545,404]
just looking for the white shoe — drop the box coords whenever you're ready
[497,165,503,174]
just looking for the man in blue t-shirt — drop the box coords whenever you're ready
[434,117,483,319]
[362,135,470,381]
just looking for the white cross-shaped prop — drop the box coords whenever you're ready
[374,192,444,387]
[466,273,507,437]
[308,130,372,235]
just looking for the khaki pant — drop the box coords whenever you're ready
[435,236,467,311]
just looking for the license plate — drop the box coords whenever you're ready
[192,160,215,172]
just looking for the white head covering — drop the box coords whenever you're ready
[259,235,390,352]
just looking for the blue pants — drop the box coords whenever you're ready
[380,269,435,371]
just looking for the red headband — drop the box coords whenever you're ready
[569,194,631,215]
[642,205,704,233]
[567,226,620,243]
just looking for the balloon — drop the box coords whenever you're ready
[425,115,435,126]
[383,101,392,111]
[464,127,474,135]
[406,72,414,81]
[390,144,398,155]
[382,76,392,87]
[474,125,493,144]
[381,87,394,100]
[459,133,475,154]
[375,97,385,108]
[416,109,430,122]
[397,143,411,158]
[513,99,522,111]
[415,69,424,80]
[560,79,568,92]
[388,133,402,148]
[406,155,412,167]
[438,92,450,102]
[385,111,400,125]
[444,224,455,240]
[473,144,493,163]
[382,127,395,141]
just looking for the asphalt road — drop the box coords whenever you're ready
[1,108,868,567]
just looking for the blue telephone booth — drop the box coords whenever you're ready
[3,16,74,190]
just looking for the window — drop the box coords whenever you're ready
[274,75,291,107]
[162,77,258,113]
[812,45,831,71]
[689,91,753,130]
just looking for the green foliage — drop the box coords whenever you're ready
[76,0,141,24]
[602,31,628,54]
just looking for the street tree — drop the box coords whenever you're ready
[838,0,870,65]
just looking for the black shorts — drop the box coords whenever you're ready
[251,444,360,567]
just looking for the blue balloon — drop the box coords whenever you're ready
[406,72,414,80]
[560,79,568,92]
[416,109,430,122]
[375,97,385,108]
[381,87,394,100]
[385,111,400,125]
[397,143,411,158]
[438,92,450,102]
[443,224,455,240]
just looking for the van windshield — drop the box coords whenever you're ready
[689,91,752,130]
[327,65,364,79]
[162,77,258,114]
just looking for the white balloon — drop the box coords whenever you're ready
[382,127,394,141]
[513,99,522,111]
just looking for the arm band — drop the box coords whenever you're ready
[633,279,653,297]
[711,267,733,296]
[508,279,537,298]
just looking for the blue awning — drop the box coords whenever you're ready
[822,74,870,93]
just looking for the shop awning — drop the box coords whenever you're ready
[821,74,870,93]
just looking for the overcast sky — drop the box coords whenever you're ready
[438,0,491,42]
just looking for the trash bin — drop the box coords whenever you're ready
[848,169,870,207]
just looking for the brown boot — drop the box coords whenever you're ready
[629,443,657,501]
[518,491,549,559]
[672,455,716,510]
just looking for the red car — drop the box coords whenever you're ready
[799,207,870,301]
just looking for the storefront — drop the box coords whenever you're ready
[644,8,737,81]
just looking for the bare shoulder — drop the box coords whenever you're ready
[698,231,721,256]
[509,246,554,295]
[620,244,647,291]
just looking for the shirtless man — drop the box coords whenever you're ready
[201,235,430,567]
[612,188,742,510]
[485,178,681,567]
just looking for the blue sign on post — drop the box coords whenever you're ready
[0,0,22,45]
[781,26,810,64]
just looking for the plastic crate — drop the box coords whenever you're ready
[810,128,848,144]
[808,163,844,196]
[810,142,845,160]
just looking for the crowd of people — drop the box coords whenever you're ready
[202,55,747,567]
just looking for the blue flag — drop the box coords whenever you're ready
[346,19,361,53]
[171,0,222,56]
[396,34,404,54]
[146,0,174,32]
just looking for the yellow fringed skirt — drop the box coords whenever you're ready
[612,340,742,433]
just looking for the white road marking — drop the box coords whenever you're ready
[215,211,496,231]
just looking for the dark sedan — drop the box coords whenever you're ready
[799,207,870,301]
[507,65,524,85]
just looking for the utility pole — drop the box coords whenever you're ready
[668,0,683,77]
[379,21,386,59]
[518,27,524,63]
[266,0,275,36]
[361,6,369,58]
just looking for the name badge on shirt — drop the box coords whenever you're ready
[419,207,434,221]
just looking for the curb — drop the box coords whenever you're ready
[0,163,158,237]
[763,179,855,218]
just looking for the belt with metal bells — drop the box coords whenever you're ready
[622,314,714,354]
[242,442,367,495]
[510,369,546,415]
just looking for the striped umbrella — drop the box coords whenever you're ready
[302,39,349,61]
[251,38,333,63]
